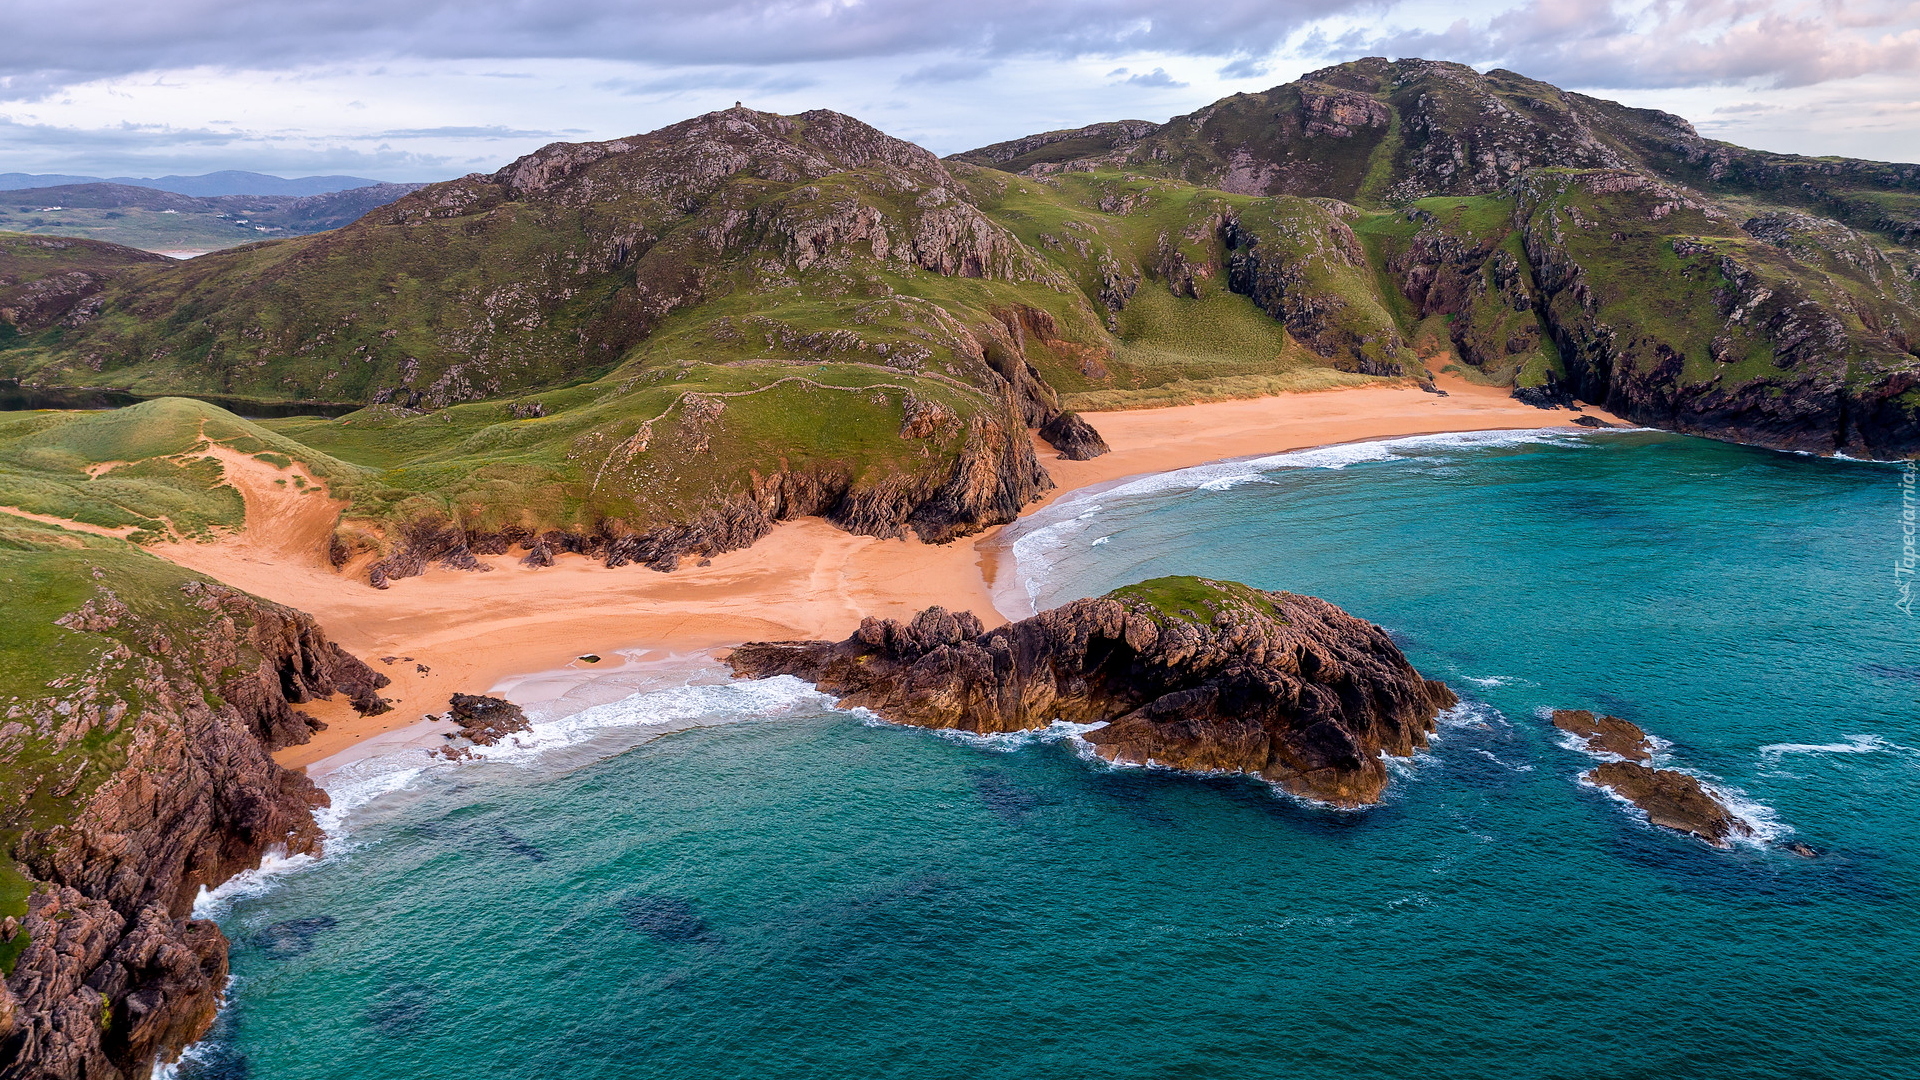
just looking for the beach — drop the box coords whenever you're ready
[136,374,1623,770]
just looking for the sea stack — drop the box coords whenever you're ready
[728,577,1458,806]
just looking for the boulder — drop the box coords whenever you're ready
[446,694,532,746]
[1552,708,1652,761]
[1038,411,1111,460]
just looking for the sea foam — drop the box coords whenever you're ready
[197,667,838,916]
[1758,733,1911,759]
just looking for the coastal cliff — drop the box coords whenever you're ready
[0,527,389,1079]
[728,577,1456,806]
[354,405,1055,585]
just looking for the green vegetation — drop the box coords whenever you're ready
[1107,576,1288,626]
[0,927,26,975]
[0,857,29,972]
[0,205,267,252]
[0,398,359,540]
[0,183,420,254]
[0,517,253,920]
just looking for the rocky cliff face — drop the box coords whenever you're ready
[728,577,1457,806]
[0,567,389,1079]
[354,401,1054,586]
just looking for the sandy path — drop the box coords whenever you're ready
[0,506,140,538]
[126,374,1622,769]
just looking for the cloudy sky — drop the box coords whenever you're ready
[4,0,1919,180]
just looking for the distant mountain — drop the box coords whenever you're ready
[0,181,427,252]
[0,170,421,197]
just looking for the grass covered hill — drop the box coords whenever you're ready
[0,105,1445,580]
[0,61,1915,557]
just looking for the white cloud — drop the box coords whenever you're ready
[4,1,1919,179]
[1364,0,1920,90]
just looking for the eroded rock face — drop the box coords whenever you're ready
[1,582,390,1079]
[1585,761,1752,849]
[362,413,1054,586]
[1551,709,1652,761]
[1037,411,1110,460]
[446,694,531,746]
[728,577,1457,806]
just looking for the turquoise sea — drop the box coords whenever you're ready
[179,429,1918,1079]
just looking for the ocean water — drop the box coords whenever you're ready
[182,429,1919,1080]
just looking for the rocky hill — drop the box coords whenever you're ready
[0,63,1913,592]
[729,577,1458,806]
[0,64,1908,481]
[957,57,1920,454]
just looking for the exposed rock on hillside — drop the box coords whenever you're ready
[728,577,1457,806]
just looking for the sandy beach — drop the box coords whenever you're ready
[132,374,1623,769]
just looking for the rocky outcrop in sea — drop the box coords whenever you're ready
[728,577,1457,806]
[1554,708,1760,849]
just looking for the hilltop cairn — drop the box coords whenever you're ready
[729,577,1457,806]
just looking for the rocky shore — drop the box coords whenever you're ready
[1,579,389,1079]
[728,577,1457,806]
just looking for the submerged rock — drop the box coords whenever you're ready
[1551,709,1653,761]
[253,916,338,959]
[621,896,715,944]
[729,576,1457,806]
[446,693,531,746]
[1586,761,1752,849]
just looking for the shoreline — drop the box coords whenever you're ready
[129,372,1625,772]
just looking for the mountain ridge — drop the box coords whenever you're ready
[0,183,426,253]
[0,171,419,198]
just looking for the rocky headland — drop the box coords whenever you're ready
[728,577,1458,806]
[0,552,390,1080]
